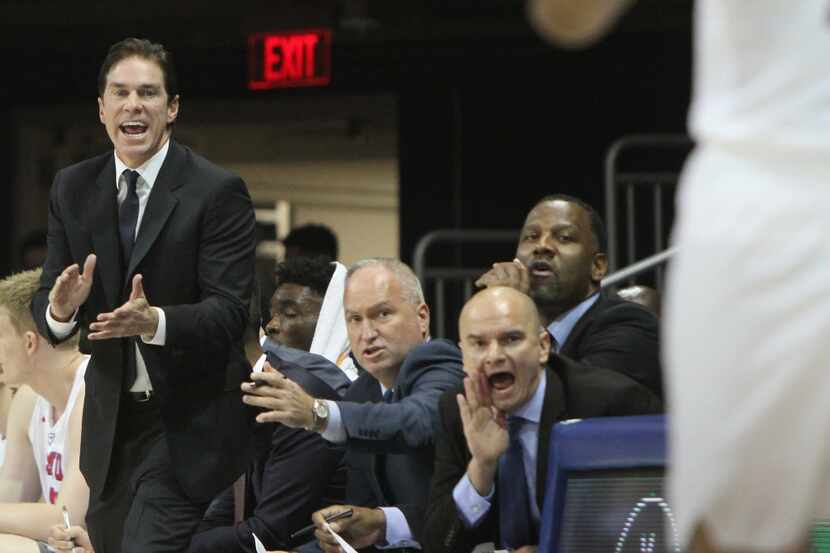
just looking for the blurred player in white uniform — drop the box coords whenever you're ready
[528,2,830,552]
[0,269,90,553]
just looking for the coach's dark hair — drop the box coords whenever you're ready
[533,194,607,253]
[97,38,179,101]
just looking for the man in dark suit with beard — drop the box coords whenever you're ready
[476,194,662,398]
[31,38,257,553]
[423,286,661,553]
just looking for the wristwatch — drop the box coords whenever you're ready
[308,398,329,433]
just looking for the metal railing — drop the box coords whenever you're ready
[601,246,677,289]
[605,134,691,287]
[413,229,518,338]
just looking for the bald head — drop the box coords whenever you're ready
[460,286,542,336]
[459,286,550,413]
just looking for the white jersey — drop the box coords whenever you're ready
[668,1,830,549]
[28,357,88,504]
[0,435,6,469]
[690,0,830,159]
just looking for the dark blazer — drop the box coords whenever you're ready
[558,291,663,398]
[339,339,465,543]
[423,356,663,553]
[32,141,258,502]
[189,361,347,553]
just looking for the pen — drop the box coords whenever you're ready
[289,508,353,541]
[62,506,75,545]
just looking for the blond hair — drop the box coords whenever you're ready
[0,269,78,350]
[346,258,425,305]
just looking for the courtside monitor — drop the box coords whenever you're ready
[538,415,679,553]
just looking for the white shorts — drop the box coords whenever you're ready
[664,144,830,551]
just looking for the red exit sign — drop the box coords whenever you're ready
[248,29,332,90]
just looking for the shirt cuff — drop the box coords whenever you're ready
[46,304,78,339]
[452,473,494,527]
[141,307,166,345]
[377,507,420,550]
[320,400,347,443]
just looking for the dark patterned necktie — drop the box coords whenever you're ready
[499,416,535,549]
[118,169,140,389]
[119,169,140,264]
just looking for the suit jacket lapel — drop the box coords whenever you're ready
[124,141,184,287]
[560,292,606,355]
[535,365,566,510]
[88,157,121,311]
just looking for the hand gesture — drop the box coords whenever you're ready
[49,254,97,322]
[48,523,95,553]
[241,362,315,428]
[458,371,509,496]
[88,274,159,341]
[312,505,385,553]
[474,259,530,294]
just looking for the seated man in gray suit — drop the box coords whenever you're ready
[243,258,465,552]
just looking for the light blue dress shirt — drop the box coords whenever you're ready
[452,371,548,527]
[547,292,600,352]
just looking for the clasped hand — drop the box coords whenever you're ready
[475,258,530,294]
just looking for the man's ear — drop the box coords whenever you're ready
[538,327,551,365]
[417,303,430,339]
[167,94,180,125]
[24,330,39,357]
[98,97,105,125]
[591,252,608,283]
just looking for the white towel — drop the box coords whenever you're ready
[255,261,357,382]
[310,262,358,381]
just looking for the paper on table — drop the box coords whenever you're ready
[252,532,268,553]
[324,521,359,553]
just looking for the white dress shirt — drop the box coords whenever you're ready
[46,140,171,393]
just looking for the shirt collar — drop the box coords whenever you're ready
[113,138,171,190]
[547,292,600,351]
[510,369,546,424]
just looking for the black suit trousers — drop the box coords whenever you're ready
[86,395,210,553]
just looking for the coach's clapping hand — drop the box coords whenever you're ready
[88,274,159,341]
[48,254,97,322]
[242,362,316,428]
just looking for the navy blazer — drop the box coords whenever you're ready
[31,141,258,502]
[339,339,465,543]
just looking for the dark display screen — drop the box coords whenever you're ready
[558,469,680,553]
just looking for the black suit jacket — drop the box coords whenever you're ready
[32,141,258,502]
[558,291,663,398]
[423,356,663,553]
[339,339,465,544]
[189,362,347,553]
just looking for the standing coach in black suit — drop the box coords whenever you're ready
[476,194,662,398]
[31,38,257,553]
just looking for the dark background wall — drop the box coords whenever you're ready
[0,0,692,275]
